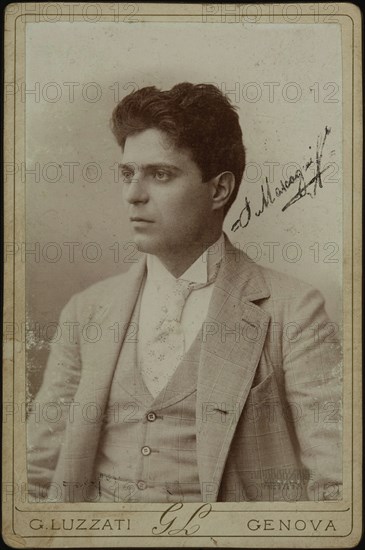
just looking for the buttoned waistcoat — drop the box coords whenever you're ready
[93,290,202,502]
[27,237,342,502]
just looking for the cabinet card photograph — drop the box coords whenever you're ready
[3,2,362,548]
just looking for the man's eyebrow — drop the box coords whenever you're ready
[119,163,136,171]
[119,163,182,172]
[145,163,183,172]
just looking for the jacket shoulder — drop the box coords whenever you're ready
[60,262,145,321]
[250,262,327,327]
[76,271,131,302]
[227,237,322,303]
[225,236,321,304]
[256,263,318,299]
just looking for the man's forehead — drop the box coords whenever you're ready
[124,128,174,152]
[122,128,191,164]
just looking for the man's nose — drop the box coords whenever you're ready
[124,174,149,204]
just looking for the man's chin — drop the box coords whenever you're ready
[132,234,161,255]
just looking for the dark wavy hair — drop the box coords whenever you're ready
[111,82,246,215]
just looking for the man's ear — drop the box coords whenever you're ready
[210,171,235,211]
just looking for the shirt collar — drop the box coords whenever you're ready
[146,233,225,286]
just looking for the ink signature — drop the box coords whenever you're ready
[231,126,334,232]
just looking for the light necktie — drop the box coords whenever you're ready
[140,261,221,398]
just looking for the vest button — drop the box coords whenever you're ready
[141,446,151,456]
[147,412,156,422]
[137,481,146,490]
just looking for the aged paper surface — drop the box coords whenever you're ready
[2,2,362,547]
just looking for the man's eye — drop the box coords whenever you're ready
[154,170,170,182]
[120,170,134,182]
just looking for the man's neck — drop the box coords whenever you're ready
[156,232,223,279]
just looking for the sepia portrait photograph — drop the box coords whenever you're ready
[3,2,362,548]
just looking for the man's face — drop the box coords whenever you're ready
[120,128,216,258]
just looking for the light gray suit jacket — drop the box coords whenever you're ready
[27,239,342,502]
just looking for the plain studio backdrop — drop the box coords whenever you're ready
[25,21,343,396]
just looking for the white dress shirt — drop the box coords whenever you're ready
[137,234,225,393]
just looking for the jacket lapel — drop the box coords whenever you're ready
[196,239,271,501]
[53,259,147,498]
[77,259,146,402]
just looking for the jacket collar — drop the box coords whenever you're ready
[218,234,271,302]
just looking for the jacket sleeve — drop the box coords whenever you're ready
[281,286,343,500]
[27,295,82,500]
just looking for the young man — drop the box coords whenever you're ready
[27,83,342,503]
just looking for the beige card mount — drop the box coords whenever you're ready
[2,2,362,548]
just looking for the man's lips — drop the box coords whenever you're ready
[129,217,154,223]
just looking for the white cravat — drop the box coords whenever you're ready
[138,234,225,397]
